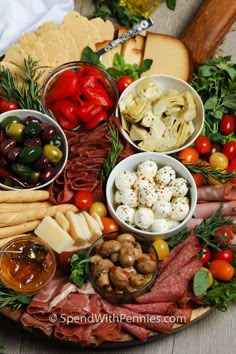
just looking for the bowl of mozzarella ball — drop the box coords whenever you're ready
[106,152,197,240]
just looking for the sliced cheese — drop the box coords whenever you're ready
[81,211,102,239]
[55,212,70,232]
[91,212,104,230]
[141,33,192,82]
[76,213,92,241]
[121,35,145,66]
[34,216,74,254]
[65,210,87,242]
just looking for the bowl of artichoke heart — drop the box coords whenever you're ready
[116,75,204,154]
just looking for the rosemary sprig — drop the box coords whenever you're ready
[101,125,123,183]
[168,206,233,249]
[185,162,236,184]
[0,56,48,112]
[0,282,33,311]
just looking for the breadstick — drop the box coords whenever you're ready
[0,221,40,238]
[0,201,53,211]
[0,190,49,203]
[0,233,35,247]
[0,204,78,227]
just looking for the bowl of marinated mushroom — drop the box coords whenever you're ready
[116,74,204,154]
[87,232,158,304]
[106,152,197,240]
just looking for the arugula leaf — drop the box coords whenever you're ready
[203,278,236,311]
[193,270,210,296]
[112,53,152,80]
[70,250,89,288]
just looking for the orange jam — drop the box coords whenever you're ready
[0,236,56,294]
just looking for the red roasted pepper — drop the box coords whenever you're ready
[51,100,80,130]
[46,70,79,104]
[76,103,103,123]
[83,111,108,131]
[76,66,109,88]
[81,86,112,109]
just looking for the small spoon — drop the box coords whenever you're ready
[0,244,48,262]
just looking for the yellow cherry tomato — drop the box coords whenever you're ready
[209,152,228,170]
[151,239,169,260]
[201,267,213,287]
[89,202,107,217]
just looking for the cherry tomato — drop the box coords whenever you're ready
[192,172,205,187]
[209,152,228,170]
[212,249,234,263]
[229,157,236,168]
[0,98,19,113]
[89,202,107,217]
[74,190,94,210]
[194,135,211,155]
[222,141,236,160]
[219,114,236,135]
[177,147,199,164]
[199,246,211,264]
[226,165,236,185]
[101,217,119,234]
[213,227,233,247]
[116,76,134,95]
[151,239,169,260]
[209,259,234,281]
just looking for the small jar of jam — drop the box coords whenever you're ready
[0,236,56,294]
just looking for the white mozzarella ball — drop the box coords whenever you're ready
[169,178,189,197]
[115,171,137,191]
[119,189,139,208]
[138,185,157,207]
[152,200,172,218]
[134,176,151,190]
[156,185,172,201]
[170,197,190,221]
[150,219,170,233]
[137,160,158,179]
[155,166,176,186]
[166,220,180,230]
[134,208,154,229]
[116,205,135,224]
[171,196,189,205]
[114,190,122,204]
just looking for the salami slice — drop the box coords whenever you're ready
[122,302,176,315]
[174,308,192,323]
[121,322,150,340]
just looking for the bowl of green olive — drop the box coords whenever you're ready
[0,109,68,190]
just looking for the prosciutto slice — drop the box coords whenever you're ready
[197,184,236,202]
[193,201,236,219]
[21,313,54,336]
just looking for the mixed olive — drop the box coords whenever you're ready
[89,233,158,295]
[0,115,64,188]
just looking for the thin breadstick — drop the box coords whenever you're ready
[0,221,40,238]
[0,233,35,248]
[0,201,53,211]
[0,190,49,203]
[0,204,78,228]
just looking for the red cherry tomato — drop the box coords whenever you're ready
[177,147,199,164]
[199,246,211,264]
[219,114,236,135]
[192,172,205,187]
[74,190,94,210]
[194,135,211,155]
[209,260,234,281]
[101,217,119,234]
[226,165,236,185]
[0,98,19,113]
[212,249,234,263]
[222,141,236,160]
[230,157,236,168]
[213,227,233,247]
[116,76,134,95]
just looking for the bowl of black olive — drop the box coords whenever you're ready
[87,232,158,304]
[0,109,68,190]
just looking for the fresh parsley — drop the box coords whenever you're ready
[203,278,236,311]
[70,250,90,288]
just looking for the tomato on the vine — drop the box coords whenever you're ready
[89,202,107,217]
[213,227,233,247]
[0,98,19,113]
[194,135,211,155]
[222,141,236,160]
[209,152,228,170]
[74,190,94,209]
[192,172,205,187]
[226,165,236,185]
[212,249,234,264]
[152,239,169,260]
[209,260,234,281]
[229,157,236,168]
[177,147,199,164]
[101,217,119,234]
[199,246,211,264]
[116,76,134,95]
[219,114,236,135]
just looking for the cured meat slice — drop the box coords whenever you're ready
[0,307,23,321]
[21,313,54,336]
[121,322,150,340]
[92,322,122,342]
[174,308,192,323]
[122,302,176,315]
[193,201,236,219]
[54,324,92,343]
[144,319,174,334]
[187,218,203,230]
[51,293,90,315]
[197,184,236,202]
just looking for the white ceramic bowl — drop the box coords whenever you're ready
[0,109,68,190]
[116,74,204,155]
[106,152,197,240]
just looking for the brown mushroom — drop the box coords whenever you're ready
[110,252,119,263]
[135,254,157,274]
[129,273,152,289]
[119,246,136,267]
[98,240,122,257]
[92,259,114,278]
[109,266,129,290]
[90,255,102,264]
[117,233,136,243]
[96,273,111,290]
[133,241,143,260]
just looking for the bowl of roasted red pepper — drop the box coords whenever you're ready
[42,62,119,131]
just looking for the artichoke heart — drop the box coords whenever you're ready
[120,95,151,123]
[178,91,196,121]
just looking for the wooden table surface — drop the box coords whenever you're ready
[0,0,236,353]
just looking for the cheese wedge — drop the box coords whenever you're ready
[65,210,87,242]
[76,213,92,241]
[55,212,70,232]
[91,212,104,230]
[81,211,102,239]
[34,216,74,253]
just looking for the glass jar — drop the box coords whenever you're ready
[119,0,161,17]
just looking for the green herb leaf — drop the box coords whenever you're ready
[166,0,177,10]
[203,278,236,311]
[204,96,217,110]
[70,250,89,288]
[81,46,106,69]
[193,270,209,296]
[0,282,33,311]
[222,94,236,110]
